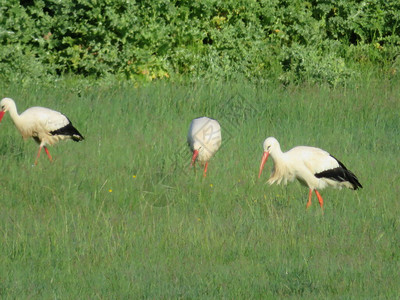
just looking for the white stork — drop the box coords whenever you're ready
[258,137,362,209]
[187,117,221,177]
[0,97,84,165]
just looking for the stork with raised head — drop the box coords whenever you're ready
[0,97,84,165]
[187,117,221,177]
[258,137,362,209]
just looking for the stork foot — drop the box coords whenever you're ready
[203,162,208,177]
[44,146,53,162]
[314,190,324,211]
[34,146,42,165]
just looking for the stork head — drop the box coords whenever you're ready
[190,141,202,167]
[0,98,15,122]
[258,137,279,178]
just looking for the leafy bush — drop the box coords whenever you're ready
[279,44,354,86]
[0,0,399,84]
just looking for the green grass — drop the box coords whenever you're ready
[0,78,399,298]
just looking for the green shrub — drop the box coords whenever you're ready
[0,0,399,84]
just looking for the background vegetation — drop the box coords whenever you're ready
[1,0,400,85]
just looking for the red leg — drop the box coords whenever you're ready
[203,162,209,177]
[314,190,324,209]
[44,146,52,162]
[306,189,312,208]
[34,146,43,165]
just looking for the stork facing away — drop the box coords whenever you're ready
[187,117,221,177]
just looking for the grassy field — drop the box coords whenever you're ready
[0,78,399,298]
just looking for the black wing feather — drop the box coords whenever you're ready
[50,119,84,142]
[314,155,362,190]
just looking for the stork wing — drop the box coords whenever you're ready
[290,146,340,175]
[21,106,70,133]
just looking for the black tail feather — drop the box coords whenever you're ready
[315,155,362,190]
[50,121,84,142]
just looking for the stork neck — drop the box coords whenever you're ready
[270,144,285,163]
[7,102,22,127]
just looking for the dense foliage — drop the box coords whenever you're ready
[1,0,399,84]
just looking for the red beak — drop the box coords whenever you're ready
[191,150,199,167]
[258,151,269,178]
[0,111,5,122]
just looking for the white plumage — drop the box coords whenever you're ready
[0,97,84,165]
[258,137,362,209]
[187,117,221,177]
